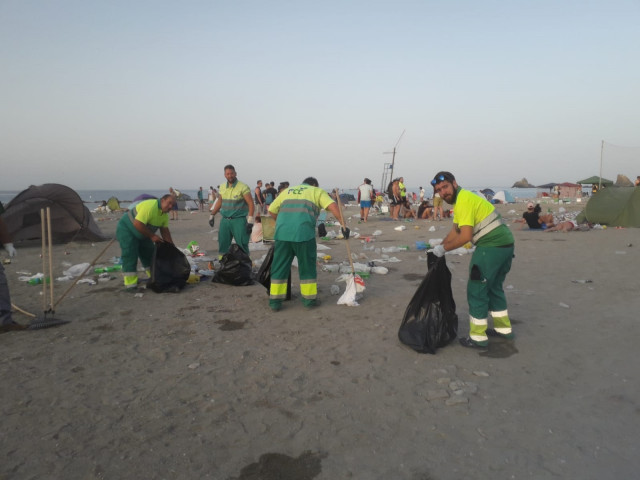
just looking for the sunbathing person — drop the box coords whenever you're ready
[544,219,578,232]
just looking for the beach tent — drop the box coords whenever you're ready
[492,190,515,203]
[575,187,640,227]
[576,176,614,186]
[106,196,121,211]
[0,183,108,243]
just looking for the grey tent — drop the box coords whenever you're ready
[575,187,640,227]
[576,176,614,186]
[0,184,108,243]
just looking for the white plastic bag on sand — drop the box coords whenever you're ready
[335,273,366,292]
[428,226,436,232]
[337,274,365,306]
[372,230,382,236]
[371,266,388,274]
[394,225,406,231]
[63,263,91,278]
[316,244,331,250]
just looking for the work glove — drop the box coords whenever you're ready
[209,215,215,228]
[3,243,17,258]
[317,223,327,238]
[246,216,254,235]
[432,244,446,257]
[341,226,350,240]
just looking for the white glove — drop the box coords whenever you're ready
[247,216,254,224]
[432,244,446,257]
[4,243,17,258]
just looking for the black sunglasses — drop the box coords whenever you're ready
[431,174,447,186]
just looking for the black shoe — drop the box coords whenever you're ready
[486,328,514,339]
[0,321,27,334]
[459,337,488,349]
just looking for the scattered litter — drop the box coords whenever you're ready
[415,241,428,250]
[614,251,626,255]
[572,279,593,284]
[77,278,97,285]
[429,226,436,232]
[372,230,383,236]
[559,302,570,308]
[63,263,91,278]
[322,264,340,272]
[134,293,144,298]
[330,284,340,295]
[316,244,331,250]
[394,225,407,231]
[370,266,388,274]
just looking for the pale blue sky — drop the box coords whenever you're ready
[1,0,639,191]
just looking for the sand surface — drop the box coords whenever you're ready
[1,202,639,479]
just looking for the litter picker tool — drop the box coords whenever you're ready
[334,190,365,306]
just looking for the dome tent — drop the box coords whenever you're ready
[1,183,108,244]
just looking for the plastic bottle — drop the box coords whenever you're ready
[94,265,123,273]
[28,277,50,285]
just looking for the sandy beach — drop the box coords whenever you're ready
[1,201,638,479]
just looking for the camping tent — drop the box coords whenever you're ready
[0,184,108,243]
[492,190,515,203]
[575,187,640,227]
[576,176,614,186]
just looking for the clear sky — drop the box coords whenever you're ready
[1,0,639,192]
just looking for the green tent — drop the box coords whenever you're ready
[575,187,640,227]
[107,196,121,211]
[576,176,614,186]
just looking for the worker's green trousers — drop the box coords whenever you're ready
[269,239,317,308]
[218,217,249,258]
[467,245,514,343]
[116,219,154,287]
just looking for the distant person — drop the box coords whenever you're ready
[390,178,402,220]
[516,202,543,229]
[419,186,425,202]
[417,201,432,219]
[254,180,265,215]
[430,171,515,349]
[398,177,407,203]
[357,178,375,222]
[1,217,24,332]
[209,165,255,257]
[400,199,417,219]
[116,195,176,290]
[432,191,444,220]
[168,187,179,220]
[197,187,205,211]
[268,177,348,311]
[264,182,278,209]
[635,176,640,187]
[545,219,578,232]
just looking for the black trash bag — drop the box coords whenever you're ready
[212,244,254,286]
[317,223,327,238]
[256,245,275,290]
[398,252,458,354]
[148,242,191,293]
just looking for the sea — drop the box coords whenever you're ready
[1,186,584,211]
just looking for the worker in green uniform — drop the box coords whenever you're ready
[209,164,255,257]
[116,195,176,290]
[431,171,515,348]
[268,177,349,311]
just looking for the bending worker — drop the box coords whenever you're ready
[268,177,349,311]
[430,171,515,348]
[116,194,176,290]
[209,164,255,257]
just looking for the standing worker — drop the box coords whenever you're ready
[209,165,255,257]
[0,217,24,332]
[430,171,515,348]
[268,177,349,311]
[116,195,176,291]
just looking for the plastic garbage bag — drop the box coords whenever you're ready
[256,245,274,290]
[148,242,191,293]
[398,252,458,354]
[212,244,254,286]
[337,274,359,306]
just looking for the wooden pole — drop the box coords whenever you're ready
[40,209,47,312]
[334,190,356,276]
[47,207,54,310]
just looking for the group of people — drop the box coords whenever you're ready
[3,168,515,352]
[515,201,581,232]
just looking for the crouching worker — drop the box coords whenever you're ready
[116,195,176,291]
[431,171,515,348]
[268,177,349,311]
